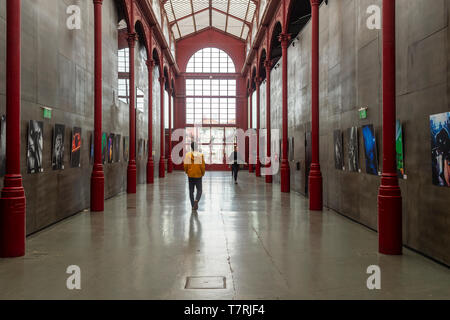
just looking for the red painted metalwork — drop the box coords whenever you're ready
[0,0,26,257]
[167,86,173,173]
[91,0,105,212]
[146,59,155,184]
[264,59,272,184]
[159,75,166,178]
[308,0,323,210]
[279,33,290,193]
[378,0,402,255]
[255,77,261,177]
[127,32,137,194]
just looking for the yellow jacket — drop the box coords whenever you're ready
[184,151,206,178]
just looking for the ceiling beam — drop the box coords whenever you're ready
[190,0,197,32]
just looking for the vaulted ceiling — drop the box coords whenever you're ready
[163,0,257,41]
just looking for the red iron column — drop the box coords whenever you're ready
[255,77,261,177]
[279,33,291,193]
[378,0,402,255]
[127,33,137,194]
[0,0,26,258]
[308,0,323,210]
[264,60,272,184]
[146,59,155,184]
[167,87,173,173]
[159,76,166,178]
[248,88,254,173]
[91,0,104,211]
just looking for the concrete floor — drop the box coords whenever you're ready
[0,171,449,300]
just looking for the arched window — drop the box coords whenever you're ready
[186,48,235,73]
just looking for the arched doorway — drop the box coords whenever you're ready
[185,47,238,170]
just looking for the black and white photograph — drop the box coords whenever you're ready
[334,130,344,170]
[27,120,44,174]
[52,124,65,170]
[347,127,359,172]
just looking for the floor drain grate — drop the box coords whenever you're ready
[185,276,226,289]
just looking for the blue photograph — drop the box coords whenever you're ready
[430,112,450,187]
[362,124,379,175]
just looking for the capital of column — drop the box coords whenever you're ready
[255,77,262,86]
[159,76,165,84]
[93,0,103,4]
[278,33,291,48]
[264,59,273,70]
[127,33,137,48]
[310,0,321,6]
[146,59,155,70]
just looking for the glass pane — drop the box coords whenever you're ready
[211,127,224,144]
[211,144,224,164]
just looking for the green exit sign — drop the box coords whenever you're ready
[43,107,52,119]
[359,107,368,119]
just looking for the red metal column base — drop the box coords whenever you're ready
[308,163,323,211]
[167,156,173,173]
[255,161,261,177]
[147,159,154,184]
[127,162,137,194]
[378,174,402,255]
[265,175,272,184]
[0,175,26,257]
[280,159,290,193]
[90,164,104,211]
[159,157,165,178]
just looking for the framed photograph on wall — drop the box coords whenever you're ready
[27,120,44,174]
[347,127,359,172]
[114,134,121,163]
[334,130,344,170]
[396,120,405,178]
[362,124,379,175]
[52,124,65,170]
[71,127,82,168]
[430,112,450,187]
[102,132,108,164]
[108,133,114,163]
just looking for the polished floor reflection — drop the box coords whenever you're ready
[0,171,449,299]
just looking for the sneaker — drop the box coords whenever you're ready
[193,200,199,210]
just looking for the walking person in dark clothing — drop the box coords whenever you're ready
[228,145,244,184]
[184,142,206,211]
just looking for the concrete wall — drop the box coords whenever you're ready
[263,0,450,265]
[0,0,160,234]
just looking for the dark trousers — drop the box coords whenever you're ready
[231,164,239,181]
[188,177,203,207]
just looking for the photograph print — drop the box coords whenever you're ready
[123,136,129,162]
[334,130,344,170]
[362,124,379,175]
[27,120,44,174]
[347,127,359,172]
[430,112,450,187]
[0,115,6,176]
[114,134,121,163]
[71,127,82,168]
[396,120,405,178]
[90,132,94,165]
[52,124,65,170]
[108,133,114,163]
[102,132,108,164]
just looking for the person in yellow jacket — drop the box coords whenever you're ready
[184,142,206,211]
